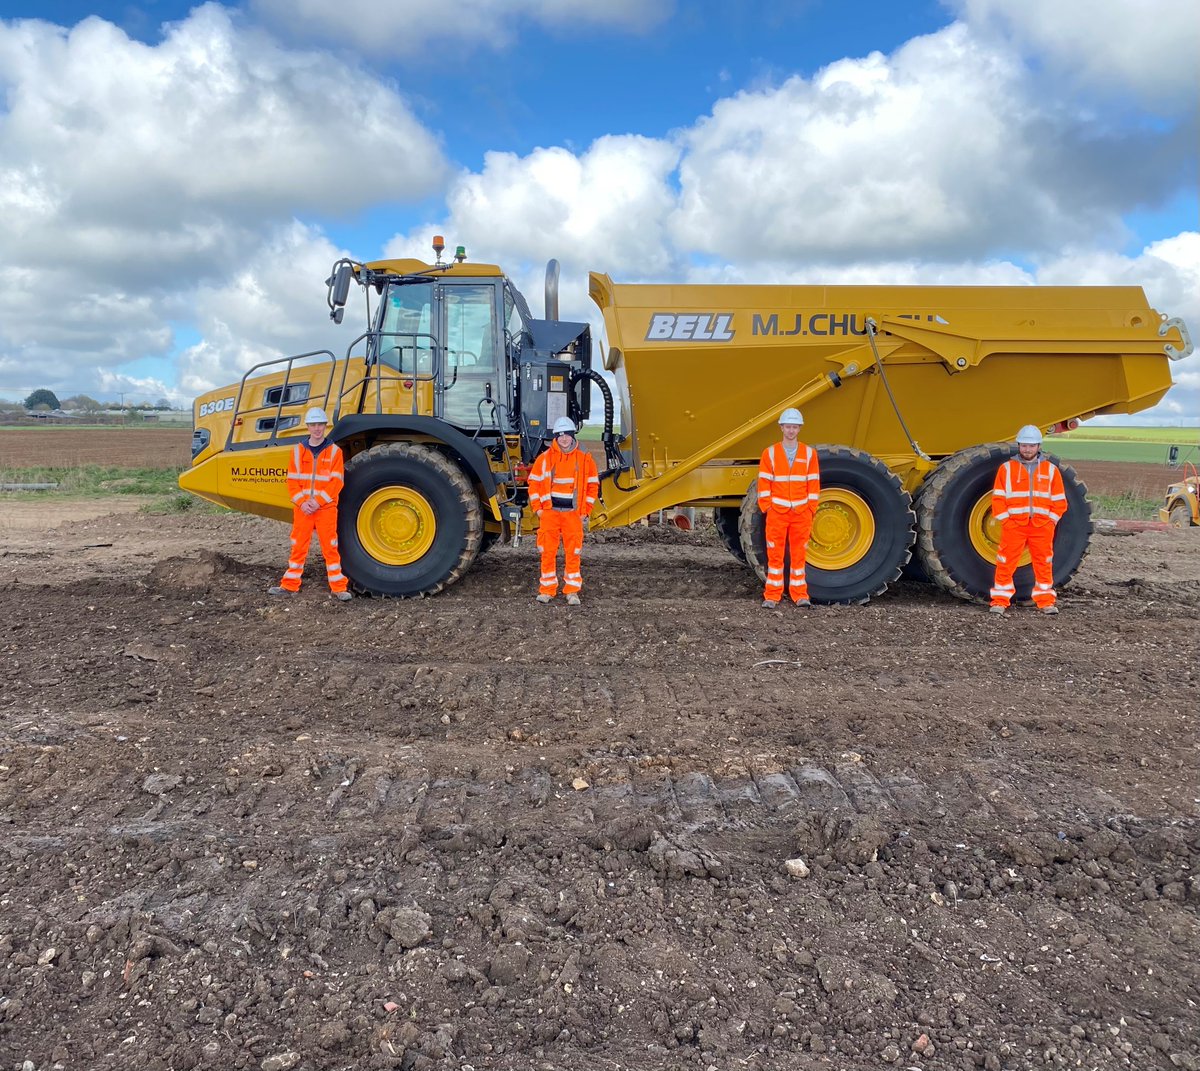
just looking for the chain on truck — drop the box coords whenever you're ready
[180,236,1193,605]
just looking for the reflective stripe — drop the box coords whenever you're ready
[760,442,820,512]
[290,442,344,507]
[994,458,1067,524]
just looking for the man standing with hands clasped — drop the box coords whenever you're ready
[989,424,1068,616]
[528,416,600,606]
[269,406,352,601]
[758,407,820,608]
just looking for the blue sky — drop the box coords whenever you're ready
[0,0,1197,422]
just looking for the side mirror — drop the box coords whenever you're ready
[326,260,354,321]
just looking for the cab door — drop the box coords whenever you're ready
[440,282,502,430]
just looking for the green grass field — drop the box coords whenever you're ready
[1059,426,1193,443]
[1051,425,1199,465]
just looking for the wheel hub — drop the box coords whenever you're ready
[357,486,436,565]
[808,490,875,569]
[967,494,1032,566]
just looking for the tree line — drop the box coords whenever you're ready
[4,389,178,412]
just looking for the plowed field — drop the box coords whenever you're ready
[0,428,191,470]
[0,493,1197,1071]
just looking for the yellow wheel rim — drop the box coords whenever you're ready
[807,490,875,569]
[967,493,1031,566]
[356,486,436,565]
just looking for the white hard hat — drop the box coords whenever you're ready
[779,407,804,426]
[304,406,330,424]
[551,417,577,435]
[1015,424,1042,445]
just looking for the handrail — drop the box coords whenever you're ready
[331,330,440,421]
[227,350,337,449]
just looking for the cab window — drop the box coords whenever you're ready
[444,285,498,373]
[379,283,433,374]
[442,283,501,428]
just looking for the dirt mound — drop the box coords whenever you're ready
[0,509,1197,1070]
[148,548,266,591]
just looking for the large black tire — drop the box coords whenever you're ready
[737,446,915,604]
[915,443,1093,603]
[339,443,483,597]
[1168,500,1194,528]
[714,506,747,562]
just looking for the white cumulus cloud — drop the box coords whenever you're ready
[952,0,1200,109]
[670,21,1190,265]
[0,5,447,401]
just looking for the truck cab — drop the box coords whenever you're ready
[180,245,619,596]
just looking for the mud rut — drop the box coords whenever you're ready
[1,511,1198,1071]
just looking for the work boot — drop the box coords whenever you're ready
[536,594,552,604]
[796,599,812,607]
[268,586,294,596]
[988,604,1007,615]
[332,591,353,602]
[1040,604,1059,616]
[762,599,779,609]
[566,593,581,606]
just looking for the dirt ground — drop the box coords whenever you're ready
[1,488,1198,1071]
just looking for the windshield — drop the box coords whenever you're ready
[378,282,434,374]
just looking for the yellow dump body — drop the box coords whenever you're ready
[590,275,1182,488]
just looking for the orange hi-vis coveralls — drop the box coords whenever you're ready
[758,441,821,603]
[990,455,1068,609]
[528,441,600,598]
[279,439,349,594]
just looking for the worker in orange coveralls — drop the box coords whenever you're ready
[268,407,352,601]
[989,424,1068,616]
[758,407,820,608]
[528,416,600,606]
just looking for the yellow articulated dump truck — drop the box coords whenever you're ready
[180,239,1191,603]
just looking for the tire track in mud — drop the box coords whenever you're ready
[0,709,1186,855]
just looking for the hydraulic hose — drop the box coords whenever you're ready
[570,368,629,480]
[865,318,930,462]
